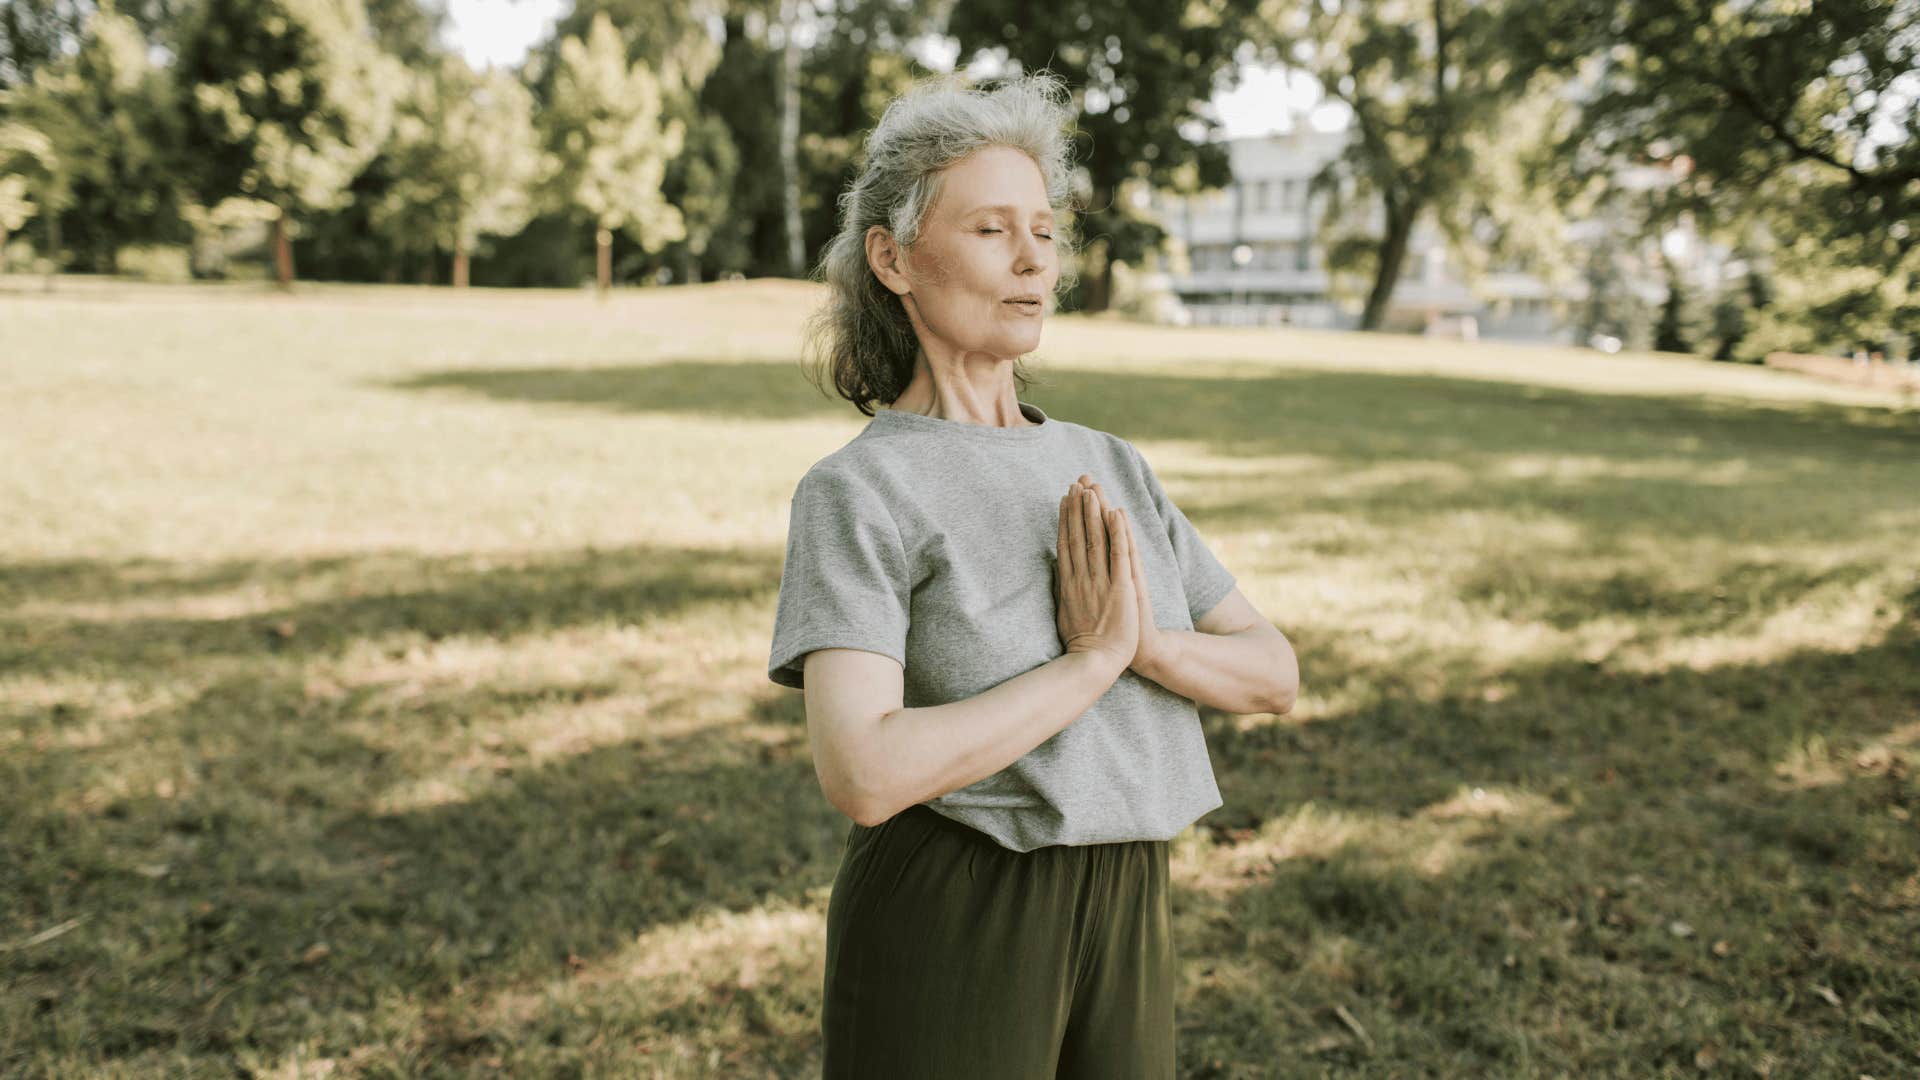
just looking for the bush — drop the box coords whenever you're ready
[117,244,194,282]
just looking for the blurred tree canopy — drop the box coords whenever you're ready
[175,0,403,288]
[1505,0,1917,356]
[0,0,1909,358]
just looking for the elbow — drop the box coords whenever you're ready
[823,754,900,827]
[842,783,901,828]
[1259,667,1299,715]
[1263,643,1299,714]
[823,769,892,827]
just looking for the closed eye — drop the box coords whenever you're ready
[977,227,1055,241]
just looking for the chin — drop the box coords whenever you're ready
[993,328,1044,357]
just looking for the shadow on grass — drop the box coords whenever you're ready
[1173,583,1920,1076]
[382,358,1920,454]
[4,549,1913,1074]
[386,360,1920,552]
[0,543,779,679]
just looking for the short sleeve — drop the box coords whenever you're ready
[766,467,913,689]
[1129,442,1237,625]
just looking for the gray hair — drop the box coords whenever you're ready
[802,71,1082,415]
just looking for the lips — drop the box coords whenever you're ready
[1003,296,1043,309]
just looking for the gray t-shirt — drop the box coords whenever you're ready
[766,400,1237,852]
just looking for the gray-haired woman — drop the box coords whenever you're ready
[767,71,1298,1078]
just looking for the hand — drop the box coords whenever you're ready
[1053,474,1139,671]
[1076,476,1169,677]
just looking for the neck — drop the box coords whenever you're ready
[884,342,1031,427]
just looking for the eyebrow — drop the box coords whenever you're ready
[965,204,1055,222]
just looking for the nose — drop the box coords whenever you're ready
[1014,233,1044,276]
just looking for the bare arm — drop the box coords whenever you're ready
[805,478,1140,826]
[1138,628,1299,716]
[805,647,1128,826]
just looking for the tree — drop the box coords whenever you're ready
[1506,0,1918,357]
[533,11,685,295]
[176,0,403,289]
[1,0,89,90]
[1251,0,1536,330]
[372,54,550,287]
[0,119,61,275]
[660,103,739,284]
[3,4,187,273]
[946,0,1263,312]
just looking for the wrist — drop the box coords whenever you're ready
[1063,645,1130,686]
[1133,629,1184,685]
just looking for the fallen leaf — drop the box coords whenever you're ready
[301,943,330,965]
[1811,984,1842,1008]
[1669,920,1695,938]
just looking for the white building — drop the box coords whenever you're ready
[1141,126,1617,342]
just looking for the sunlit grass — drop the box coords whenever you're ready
[2,275,1917,1076]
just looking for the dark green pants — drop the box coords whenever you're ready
[821,802,1176,1078]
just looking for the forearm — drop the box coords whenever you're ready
[1138,626,1298,716]
[855,649,1127,825]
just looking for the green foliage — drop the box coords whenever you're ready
[534,11,684,251]
[177,0,403,215]
[1507,0,1918,358]
[1,4,188,270]
[0,0,89,90]
[114,241,194,280]
[0,118,57,233]
[373,54,551,261]
[1254,0,1543,328]
[659,102,740,276]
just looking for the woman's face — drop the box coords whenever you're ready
[873,145,1060,361]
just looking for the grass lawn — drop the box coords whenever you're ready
[2,275,1917,1077]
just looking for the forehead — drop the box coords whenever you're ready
[935,146,1052,217]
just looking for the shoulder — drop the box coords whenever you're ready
[788,455,910,545]
[1052,416,1144,465]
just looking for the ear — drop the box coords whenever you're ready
[865,225,912,296]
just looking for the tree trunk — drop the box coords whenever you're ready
[453,238,470,288]
[1360,193,1417,331]
[779,0,804,277]
[42,208,60,292]
[596,226,612,298]
[1083,247,1112,313]
[1079,195,1115,313]
[272,207,295,292]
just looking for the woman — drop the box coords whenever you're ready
[767,72,1299,1078]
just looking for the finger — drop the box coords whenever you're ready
[1081,490,1108,585]
[1064,485,1086,581]
[1058,492,1080,588]
[1108,507,1131,584]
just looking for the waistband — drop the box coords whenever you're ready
[897,801,1170,855]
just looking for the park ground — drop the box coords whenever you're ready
[2,276,1917,1077]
